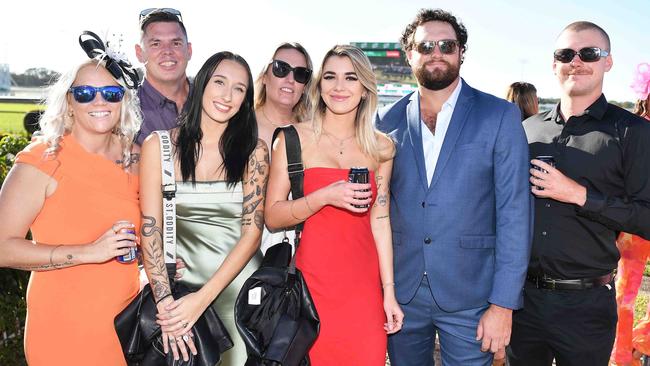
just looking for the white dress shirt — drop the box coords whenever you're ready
[421,80,463,186]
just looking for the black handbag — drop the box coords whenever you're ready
[114,130,233,366]
[235,126,320,366]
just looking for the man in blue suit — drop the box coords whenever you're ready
[376,9,532,365]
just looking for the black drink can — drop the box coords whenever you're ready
[348,167,370,208]
[532,155,556,190]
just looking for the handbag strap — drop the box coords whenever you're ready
[271,126,304,273]
[152,131,177,271]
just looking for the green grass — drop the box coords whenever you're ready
[0,103,44,133]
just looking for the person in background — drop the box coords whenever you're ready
[506,81,539,120]
[134,7,192,145]
[254,42,313,253]
[0,39,142,365]
[610,62,650,366]
[265,44,403,365]
[508,22,650,366]
[140,51,267,364]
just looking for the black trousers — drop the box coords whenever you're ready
[507,281,617,366]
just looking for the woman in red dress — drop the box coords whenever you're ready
[265,44,404,365]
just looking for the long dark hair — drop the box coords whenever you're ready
[175,51,257,186]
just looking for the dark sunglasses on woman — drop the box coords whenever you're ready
[553,47,609,63]
[270,60,312,84]
[69,85,125,103]
[414,39,459,55]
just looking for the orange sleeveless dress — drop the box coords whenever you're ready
[296,167,387,365]
[16,135,140,366]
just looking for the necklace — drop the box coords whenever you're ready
[322,129,356,155]
[261,107,291,128]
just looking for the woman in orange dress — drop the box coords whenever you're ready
[0,34,142,365]
[611,62,650,366]
[265,45,404,365]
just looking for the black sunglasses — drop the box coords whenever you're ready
[414,39,459,55]
[270,60,312,84]
[69,85,125,103]
[553,47,609,63]
[139,8,183,24]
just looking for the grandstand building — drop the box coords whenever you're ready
[351,42,417,106]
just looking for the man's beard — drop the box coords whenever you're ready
[414,59,460,91]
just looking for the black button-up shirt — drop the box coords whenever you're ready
[523,94,650,279]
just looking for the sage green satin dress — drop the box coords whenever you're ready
[175,180,262,365]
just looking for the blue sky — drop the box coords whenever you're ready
[1,0,647,101]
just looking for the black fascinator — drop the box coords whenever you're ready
[79,31,140,89]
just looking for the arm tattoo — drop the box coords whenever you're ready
[254,211,264,231]
[142,214,164,237]
[141,214,171,300]
[375,215,389,220]
[242,141,269,230]
[16,261,74,271]
[374,175,387,207]
[377,194,388,207]
[242,197,263,216]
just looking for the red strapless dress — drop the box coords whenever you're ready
[296,167,386,365]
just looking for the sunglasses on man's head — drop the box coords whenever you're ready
[553,47,609,63]
[139,8,183,24]
[270,60,312,84]
[414,39,459,55]
[69,85,125,103]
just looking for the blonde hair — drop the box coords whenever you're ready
[254,42,313,122]
[39,59,141,168]
[310,44,391,162]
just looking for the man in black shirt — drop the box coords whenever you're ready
[507,21,650,366]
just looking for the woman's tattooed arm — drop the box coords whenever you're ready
[141,214,171,301]
[242,140,269,232]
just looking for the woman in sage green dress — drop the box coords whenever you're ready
[140,51,268,364]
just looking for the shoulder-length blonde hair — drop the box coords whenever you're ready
[38,59,141,168]
[254,42,313,122]
[310,44,391,162]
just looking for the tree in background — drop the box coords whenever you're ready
[0,133,30,366]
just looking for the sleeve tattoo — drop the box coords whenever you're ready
[242,141,269,232]
[141,214,171,300]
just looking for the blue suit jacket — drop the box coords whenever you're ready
[376,79,533,312]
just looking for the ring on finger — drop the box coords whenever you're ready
[182,334,190,342]
[169,337,176,344]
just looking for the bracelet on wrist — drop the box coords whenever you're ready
[155,293,173,304]
[290,200,301,220]
[304,195,315,213]
[49,245,63,267]
[382,282,395,289]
